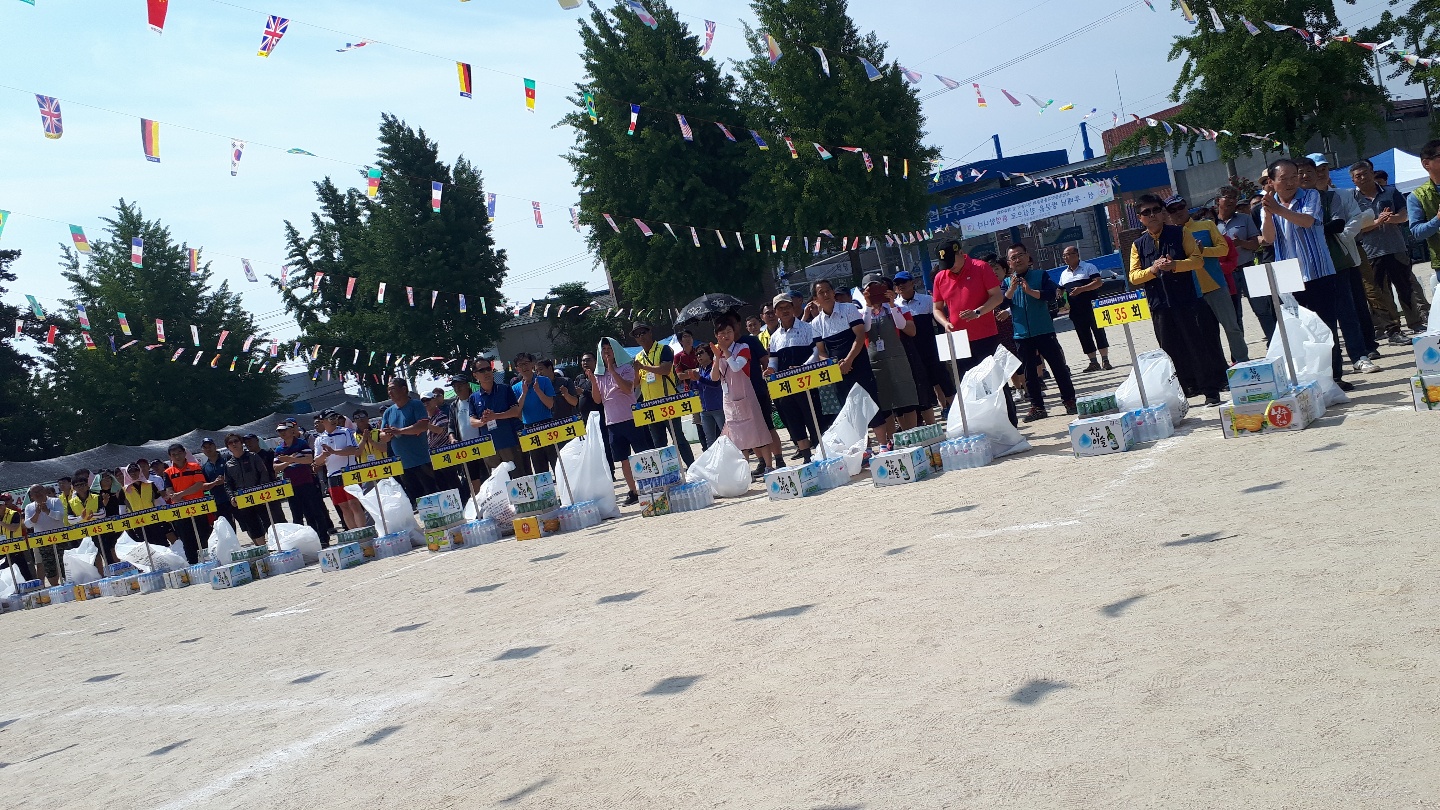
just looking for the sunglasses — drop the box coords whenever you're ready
[224,440,241,446]
[476,368,494,374]
[1138,207,1163,217]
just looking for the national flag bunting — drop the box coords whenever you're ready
[603,213,619,232]
[815,143,833,160]
[570,207,580,232]
[366,168,381,198]
[457,62,473,98]
[751,130,768,150]
[1001,89,1022,106]
[69,225,90,253]
[230,140,245,176]
[858,57,882,82]
[936,75,960,89]
[677,114,693,142]
[36,95,62,139]
[625,0,658,29]
[346,277,356,299]
[584,91,597,124]
[486,193,496,222]
[784,137,798,159]
[131,238,144,268]
[765,34,782,64]
[242,259,257,282]
[700,20,716,55]
[524,78,537,111]
[628,104,640,135]
[147,0,169,33]
[188,247,198,277]
[76,305,90,330]
[257,15,289,58]
[716,122,736,141]
[532,202,543,228]
[140,118,161,162]
[973,84,988,107]
[190,324,200,346]
[813,46,830,77]
[634,219,654,237]
[431,181,443,212]
[156,319,165,342]
[118,312,131,335]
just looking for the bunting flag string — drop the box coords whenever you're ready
[140,119,161,163]
[524,78,537,112]
[457,62,473,98]
[700,20,716,56]
[69,225,90,253]
[532,202,544,228]
[36,95,62,140]
[257,15,290,58]
[131,238,144,269]
[431,181,443,213]
[230,140,245,176]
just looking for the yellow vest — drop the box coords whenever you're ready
[637,342,677,403]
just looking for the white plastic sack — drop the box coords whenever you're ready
[114,531,188,573]
[348,478,424,547]
[821,384,880,477]
[686,435,751,498]
[949,345,1030,458]
[556,412,621,519]
[63,537,101,585]
[468,460,517,532]
[208,517,242,564]
[1117,349,1191,424]
[1266,304,1348,408]
[267,522,322,564]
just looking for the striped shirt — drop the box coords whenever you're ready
[1262,187,1335,282]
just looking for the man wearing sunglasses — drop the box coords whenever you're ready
[468,359,526,475]
[1128,193,1229,406]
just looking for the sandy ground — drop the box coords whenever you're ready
[2,282,1438,809]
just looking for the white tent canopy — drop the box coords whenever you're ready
[1327,147,1429,193]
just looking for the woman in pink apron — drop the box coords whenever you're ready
[711,318,778,476]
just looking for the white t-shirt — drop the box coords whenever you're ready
[811,301,866,340]
[314,428,359,476]
[453,398,479,441]
[895,292,934,320]
[1058,261,1101,288]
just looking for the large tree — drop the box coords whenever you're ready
[1123,1,1385,158]
[0,250,62,461]
[544,281,626,362]
[1361,1,1439,134]
[736,0,939,264]
[565,0,768,309]
[43,201,282,452]
[279,114,509,396]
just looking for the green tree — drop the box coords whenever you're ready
[43,201,282,452]
[736,0,939,272]
[1362,1,1439,134]
[0,250,62,461]
[565,1,768,309]
[279,114,509,397]
[545,281,625,361]
[1120,1,1385,158]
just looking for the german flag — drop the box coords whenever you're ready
[141,118,160,163]
[457,62,472,99]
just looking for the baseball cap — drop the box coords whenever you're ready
[201,437,217,446]
[449,374,472,386]
[860,272,887,289]
[1305,152,1331,167]
[242,433,258,440]
[893,270,914,282]
[420,392,435,402]
[935,239,962,270]
[630,322,652,335]
[1163,194,1186,208]
[772,292,795,307]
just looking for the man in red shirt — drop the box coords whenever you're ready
[930,240,1015,426]
[163,443,218,563]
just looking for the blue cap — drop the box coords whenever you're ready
[1304,152,1330,167]
[893,270,914,282]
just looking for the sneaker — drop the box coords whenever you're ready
[1336,379,1356,392]
[1063,400,1078,415]
[623,491,639,506]
[1022,407,1048,423]
[1203,395,1223,407]
[753,460,767,477]
[1388,333,1410,346]
[1354,358,1380,374]
[1101,358,1113,370]
[1080,360,1101,373]
[1368,349,1382,361]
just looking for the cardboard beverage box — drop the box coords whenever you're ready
[630,446,682,491]
[1410,374,1440,411]
[640,489,671,517]
[1412,332,1440,374]
[318,542,365,572]
[1068,411,1138,457]
[513,516,545,540]
[210,561,254,589]
[870,447,932,487]
[336,525,378,546]
[416,489,463,519]
[162,568,193,589]
[1076,392,1120,417]
[507,472,557,506]
[1227,357,1289,391]
[765,463,822,500]
[1219,385,1317,438]
[136,571,166,595]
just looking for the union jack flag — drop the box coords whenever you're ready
[257,15,289,58]
[36,95,62,140]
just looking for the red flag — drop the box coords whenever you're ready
[147,0,169,33]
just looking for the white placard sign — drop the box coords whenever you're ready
[958,180,1116,238]
[936,330,972,362]
[1243,259,1306,296]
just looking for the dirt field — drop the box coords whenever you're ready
[2,295,1438,809]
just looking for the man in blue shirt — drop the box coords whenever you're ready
[467,360,528,472]
[1004,242,1076,422]
[380,378,437,503]
[511,352,558,474]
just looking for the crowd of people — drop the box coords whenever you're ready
[5,142,1438,588]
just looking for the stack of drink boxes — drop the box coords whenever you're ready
[629,446,683,517]
[870,423,945,487]
[100,561,143,598]
[1409,332,1440,412]
[508,471,562,536]
[1219,357,1321,438]
[338,525,379,560]
[1067,390,1180,457]
[417,489,467,552]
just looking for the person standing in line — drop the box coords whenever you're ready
[587,338,653,505]
[859,273,920,445]
[1407,139,1440,286]
[1003,243,1078,421]
[351,408,386,463]
[1167,195,1249,364]
[271,423,332,547]
[468,359,527,476]
[0,494,35,582]
[311,411,370,532]
[1351,159,1430,342]
[672,331,703,449]
[894,270,954,410]
[747,314,771,351]
[1057,246,1112,373]
[222,433,281,545]
[23,484,68,586]
[379,378,438,503]
[573,353,616,476]
[421,390,467,502]
[810,278,877,432]
[1128,193,1229,406]
[242,435,275,471]
[930,242,1014,425]
[691,343,725,450]
[629,325,696,467]
[718,310,785,472]
[711,318,778,475]
[1260,159,1376,391]
[122,462,165,546]
[537,360,579,420]
[510,352,559,474]
[446,375,490,498]
[765,293,822,464]
[198,438,234,541]
[161,444,218,562]
[1216,188,1276,343]
[1299,155,1381,361]
[88,471,125,572]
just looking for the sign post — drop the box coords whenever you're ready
[518,415,586,505]
[340,459,404,536]
[1092,290,1154,408]
[0,536,27,590]
[632,392,701,472]
[232,483,293,550]
[152,496,217,564]
[431,435,497,500]
[766,359,845,459]
[937,331,973,436]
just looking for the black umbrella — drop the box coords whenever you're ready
[674,293,747,328]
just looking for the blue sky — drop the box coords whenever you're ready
[0,0,1404,349]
